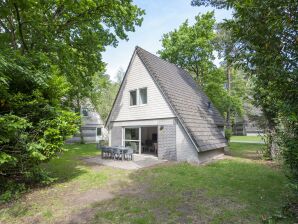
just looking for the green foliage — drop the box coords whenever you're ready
[192,0,298,218]
[0,0,144,199]
[203,67,246,118]
[158,12,216,84]
[0,181,26,203]
[224,128,233,142]
[90,74,120,122]
[158,12,247,124]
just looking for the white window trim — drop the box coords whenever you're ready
[139,87,147,105]
[122,127,141,154]
[129,87,148,107]
[129,89,138,107]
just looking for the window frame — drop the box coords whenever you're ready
[139,87,147,105]
[82,108,89,117]
[96,127,102,136]
[129,89,137,106]
[122,127,141,154]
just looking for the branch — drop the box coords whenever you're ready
[56,4,109,33]
[13,2,28,52]
[6,16,18,49]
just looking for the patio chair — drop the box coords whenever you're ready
[112,147,122,160]
[124,148,134,161]
[101,146,112,159]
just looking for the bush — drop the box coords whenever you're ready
[224,128,233,143]
[0,181,26,203]
[0,112,79,199]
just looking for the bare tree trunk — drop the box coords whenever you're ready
[76,97,84,144]
[226,64,232,129]
[266,120,278,159]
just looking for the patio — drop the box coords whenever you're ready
[84,154,166,170]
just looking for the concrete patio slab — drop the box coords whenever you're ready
[84,154,166,170]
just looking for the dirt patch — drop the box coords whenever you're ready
[61,207,99,224]
[51,188,116,224]
[72,189,114,205]
[174,189,246,224]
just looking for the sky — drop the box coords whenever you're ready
[102,0,232,81]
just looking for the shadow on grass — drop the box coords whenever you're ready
[86,159,290,224]
[41,143,101,184]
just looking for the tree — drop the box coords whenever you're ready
[191,0,297,159]
[191,0,298,215]
[158,12,216,85]
[116,67,125,84]
[0,0,144,198]
[90,73,119,122]
[214,25,238,128]
[158,12,246,127]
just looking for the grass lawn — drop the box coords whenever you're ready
[0,143,293,224]
[0,144,130,224]
[231,135,264,142]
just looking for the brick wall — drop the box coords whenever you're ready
[158,125,177,160]
[111,126,122,146]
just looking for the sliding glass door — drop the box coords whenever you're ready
[124,128,140,154]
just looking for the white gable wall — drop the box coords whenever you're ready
[110,54,175,122]
[176,121,199,162]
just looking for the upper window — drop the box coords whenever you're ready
[139,88,147,105]
[130,90,137,106]
[82,108,89,116]
[96,128,102,136]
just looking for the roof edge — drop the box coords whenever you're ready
[105,47,138,127]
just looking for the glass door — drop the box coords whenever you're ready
[124,128,140,154]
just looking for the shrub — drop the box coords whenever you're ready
[0,112,79,199]
[224,128,233,143]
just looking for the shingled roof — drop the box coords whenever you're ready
[135,46,227,152]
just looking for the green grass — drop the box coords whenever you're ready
[0,144,129,223]
[228,142,263,159]
[0,143,292,224]
[91,143,291,224]
[231,135,264,142]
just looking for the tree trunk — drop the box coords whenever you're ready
[266,120,278,159]
[226,64,232,129]
[76,97,84,144]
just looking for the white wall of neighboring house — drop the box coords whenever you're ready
[66,103,108,144]
[81,108,108,143]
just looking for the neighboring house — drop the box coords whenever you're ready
[105,46,227,163]
[67,102,108,143]
[233,104,263,136]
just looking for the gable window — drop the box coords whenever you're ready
[130,90,137,106]
[139,88,147,104]
[96,128,102,136]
